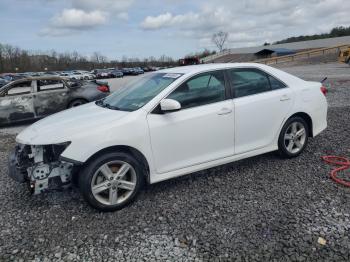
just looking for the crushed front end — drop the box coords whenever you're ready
[8,142,74,194]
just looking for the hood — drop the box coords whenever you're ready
[17,102,129,145]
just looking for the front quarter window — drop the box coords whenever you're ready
[6,81,32,96]
[98,73,181,111]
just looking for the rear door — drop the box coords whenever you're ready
[33,79,70,117]
[228,68,294,154]
[0,80,35,125]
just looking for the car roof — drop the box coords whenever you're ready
[158,62,305,86]
[3,76,69,85]
[158,63,271,74]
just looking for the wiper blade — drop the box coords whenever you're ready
[96,99,120,110]
[104,103,120,110]
[95,100,105,107]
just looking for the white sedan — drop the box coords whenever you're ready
[9,63,328,211]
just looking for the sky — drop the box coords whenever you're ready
[0,0,350,60]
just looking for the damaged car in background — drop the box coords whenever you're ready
[0,76,110,126]
[8,63,327,212]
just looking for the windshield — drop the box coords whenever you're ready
[97,72,182,111]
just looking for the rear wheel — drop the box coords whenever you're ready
[278,117,309,158]
[79,152,144,212]
[68,99,87,108]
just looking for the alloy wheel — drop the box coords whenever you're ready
[91,161,137,206]
[284,122,307,154]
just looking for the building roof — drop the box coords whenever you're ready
[203,36,350,62]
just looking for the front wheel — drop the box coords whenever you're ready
[278,117,309,158]
[79,152,144,211]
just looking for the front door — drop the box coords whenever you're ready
[147,70,235,174]
[0,80,35,125]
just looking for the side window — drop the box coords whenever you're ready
[6,81,32,95]
[167,70,226,109]
[268,75,286,90]
[37,80,65,92]
[229,69,270,98]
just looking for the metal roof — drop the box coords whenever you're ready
[203,36,350,63]
[228,36,350,54]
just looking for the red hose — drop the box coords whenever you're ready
[322,156,350,187]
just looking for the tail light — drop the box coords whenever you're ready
[98,85,110,93]
[320,86,328,96]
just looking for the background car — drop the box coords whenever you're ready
[74,70,95,80]
[121,68,133,75]
[92,69,110,79]
[133,67,144,74]
[121,68,141,75]
[109,69,124,78]
[0,76,110,126]
[0,77,9,87]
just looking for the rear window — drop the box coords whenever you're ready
[37,80,65,92]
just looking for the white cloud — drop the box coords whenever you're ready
[141,12,203,30]
[41,0,133,36]
[141,12,173,30]
[71,0,133,13]
[140,0,350,49]
[52,9,107,29]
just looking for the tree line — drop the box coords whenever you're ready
[0,43,179,73]
[273,26,350,45]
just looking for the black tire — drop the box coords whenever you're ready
[278,116,309,158]
[79,152,144,212]
[68,99,87,108]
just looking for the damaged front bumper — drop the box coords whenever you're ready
[8,143,76,194]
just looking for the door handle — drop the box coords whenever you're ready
[217,108,232,115]
[280,95,291,101]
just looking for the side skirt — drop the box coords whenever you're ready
[149,145,278,184]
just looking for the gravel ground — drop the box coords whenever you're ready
[0,63,350,261]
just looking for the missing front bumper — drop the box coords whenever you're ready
[8,144,75,194]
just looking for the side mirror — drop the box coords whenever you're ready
[160,99,181,113]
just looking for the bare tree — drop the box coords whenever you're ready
[0,42,179,73]
[91,52,102,64]
[212,31,228,52]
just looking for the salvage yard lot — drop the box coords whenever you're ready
[0,63,350,261]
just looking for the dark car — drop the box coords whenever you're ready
[109,70,123,78]
[0,76,110,126]
[133,67,144,74]
[0,77,9,88]
[142,66,154,72]
[121,68,140,75]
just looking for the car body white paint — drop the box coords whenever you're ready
[16,63,328,184]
